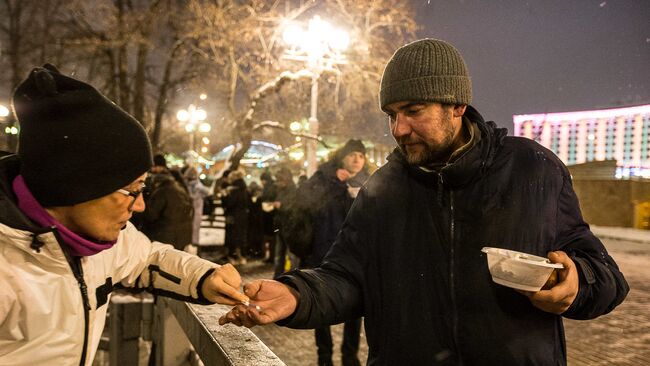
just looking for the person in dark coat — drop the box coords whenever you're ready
[270,167,297,278]
[294,140,369,366]
[141,159,193,250]
[220,39,629,365]
[259,171,278,262]
[247,181,265,259]
[221,170,250,263]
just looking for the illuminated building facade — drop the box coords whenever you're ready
[513,104,650,178]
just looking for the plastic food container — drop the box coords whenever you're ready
[481,247,563,292]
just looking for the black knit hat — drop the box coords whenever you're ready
[12,64,153,207]
[379,39,472,111]
[153,153,167,168]
[339,139,366,159]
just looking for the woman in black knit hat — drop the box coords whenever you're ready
[0,64,249,365]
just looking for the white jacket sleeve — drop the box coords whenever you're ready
[111,222,218,302]
[0,257,24,342]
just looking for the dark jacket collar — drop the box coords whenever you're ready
[387,105,507,189]
[0,154,51,232]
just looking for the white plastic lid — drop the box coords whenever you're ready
[481,247,564,269]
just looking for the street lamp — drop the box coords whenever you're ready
[282,16,349,176]
[0,105,9,118]
[176,104,207,152]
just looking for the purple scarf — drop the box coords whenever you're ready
[12,175,117,256]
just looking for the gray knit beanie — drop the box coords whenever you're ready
[379,39,472,111]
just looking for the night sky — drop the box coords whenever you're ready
[413,0,650,134]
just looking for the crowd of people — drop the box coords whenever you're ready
[131,139,372,365]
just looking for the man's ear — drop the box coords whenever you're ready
[453,105,467,118]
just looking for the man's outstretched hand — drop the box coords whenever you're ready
[219,279,300,328]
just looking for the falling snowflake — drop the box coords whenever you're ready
[599,1,606,7]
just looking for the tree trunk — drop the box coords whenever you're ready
[151,41,183,150]
[133,41,148,124]
[105,49,119,102]
[6,0,24,92]
[116,0,130,111]
[229,137,251,171]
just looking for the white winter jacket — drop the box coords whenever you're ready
[0,220,217,366]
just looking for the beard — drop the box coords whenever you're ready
[399,140,452,166]
[397,114,457,166]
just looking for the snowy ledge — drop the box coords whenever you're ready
[160,297,285,366]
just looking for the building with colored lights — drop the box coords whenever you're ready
[513,104,650,179]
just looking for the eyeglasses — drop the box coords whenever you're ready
[116,182,146,210]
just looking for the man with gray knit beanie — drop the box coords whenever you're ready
[220,39,628,365]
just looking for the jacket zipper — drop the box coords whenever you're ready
[437,174,444,206]
[52,229,91,366]
[449,190,462,365]
[72,257,91,366]
[439,173,462,364]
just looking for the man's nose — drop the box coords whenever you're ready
[391,114,411,138]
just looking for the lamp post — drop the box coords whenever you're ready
[282,16,350,176]
[176,104,207,152]
[197,120,211,154]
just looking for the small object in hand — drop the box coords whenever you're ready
[240,300,262,312]
[541,269,558,290]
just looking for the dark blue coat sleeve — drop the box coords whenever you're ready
[555,173,629,320]
[276,187,367,329]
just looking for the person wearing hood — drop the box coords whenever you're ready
[298,140,369,270]
[219,39,629,365]
[0,64,248,365]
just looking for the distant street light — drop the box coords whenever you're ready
[198,122,211,133]
[282,16,349,176]
[0,103,18,152]
[289,121,302,132]
[4,126,18,135]
[177,103,207,152]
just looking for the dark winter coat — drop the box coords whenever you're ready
[273,182,297,228]
[247,192,265,257]
[296,161,369,267]
[221,178,250,249]
[277,106,629,366]
[260,181,278,236]
[141,172,193,250]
